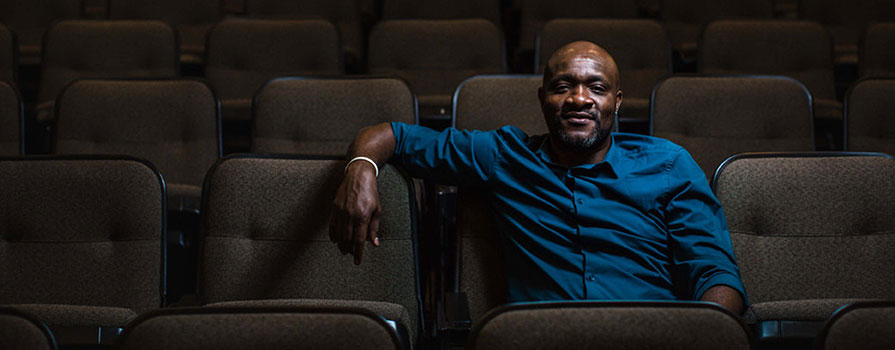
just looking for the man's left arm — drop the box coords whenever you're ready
[664,149,747,315]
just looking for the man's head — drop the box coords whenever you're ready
[538,41,622,152]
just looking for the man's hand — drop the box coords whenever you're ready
[330,159,382,265]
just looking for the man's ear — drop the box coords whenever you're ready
[615,89,623,112]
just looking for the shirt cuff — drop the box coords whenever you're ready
[694,272,749,306]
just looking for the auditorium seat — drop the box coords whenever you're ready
[0,0,81,65]
[381,0,502,25]
[0,157,165,347]
[116,306,403,350]
[251,77,416,156]
[0,308,57,350]
[712,152,895,348]
[467,302,752,350]
[651,75,814,180]
[108,0,223,65]
[799,0,895,66]
[859,22,895,78]
[244,0,363,73]
[199,156,422,348]
[204,18,342,153]
[36,20,179,125]
[0,22,15,84]
[53,79,219,213]
[452,75,545,135]
[517,0,638,72]
[0,81,22,156]
[368,19,505,123]
[661,0,774,64]
[537,19,670,128]
[698,19,841,149]
[844,78,895,154]
[815,302,895,350]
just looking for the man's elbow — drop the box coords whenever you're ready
[699,285,745,315]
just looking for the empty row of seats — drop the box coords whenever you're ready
[1,152,893,349]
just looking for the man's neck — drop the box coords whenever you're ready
[547,134,612,167]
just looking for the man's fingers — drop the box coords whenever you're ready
[368,209,381,247]
[352,219,368,265]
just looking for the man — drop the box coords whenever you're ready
[330,41,746,313]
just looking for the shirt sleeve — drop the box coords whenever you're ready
[664,148,748,305]
[390,122,500,187]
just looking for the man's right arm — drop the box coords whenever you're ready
[329,122,395,265]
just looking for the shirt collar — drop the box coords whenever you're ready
[535,133,620,178]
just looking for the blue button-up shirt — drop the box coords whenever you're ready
[392,123,746,304]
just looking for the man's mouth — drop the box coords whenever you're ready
[563,112,595,125]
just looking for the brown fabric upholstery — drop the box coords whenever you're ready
[243,0,362,71]
[819,303,895,350]
[0,308,56,350]
[537,19,670,122]
[116,307,400,350]
[54,80,220,201]
[860,23,895,78]
[0,158,164,319]
[368,19,505,115]
[200,157,420,339]
[713,154,895,322]
[205,18,342,122]
[456,191,507,323]
[651,76,814,179]
[744,298,881,322]
[251,78,416,155]
[844,79,895,154]
[699,19,840,121]
[518,0,638,54]
[36,20,178,123]
[0,22,14,84]
[382,0,501,25]
[453,75,545,135]
[800,0,895,65]
[7,304,138,328]
[0,81,21,156]
[0,0,81,65]
[468,302,751,350]
[108,0,223,64]
[661,0,773,58]
[208,299,412,334]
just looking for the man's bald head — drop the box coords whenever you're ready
[542,41,620,90]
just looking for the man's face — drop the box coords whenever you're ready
[539,54,621,151]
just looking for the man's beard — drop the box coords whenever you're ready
[547,114,611,150]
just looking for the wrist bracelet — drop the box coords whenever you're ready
[345,156,379,178]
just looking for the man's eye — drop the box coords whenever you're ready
[553,85,569,92]
[589,85,606,93]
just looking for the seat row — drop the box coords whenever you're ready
[0,152,892,349]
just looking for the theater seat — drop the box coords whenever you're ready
[0,307,57,350]
[844,78,895,155]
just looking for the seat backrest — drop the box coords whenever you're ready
[115,306,401,350]
[844,78,895,154]
[0,22,15,84]
[0,0,81,62]
[0,157,165,313]
[0,81,22,156]
[368,19,505,98]
[817,302,895,350]
[205,18,342,102]
[54,79,220,189]
[536,19,671,102]
[37,20,179,107]
[661,0,773,23]
[199,156,420,336]
[698,19,836,101]
[468,302,752,350]
[518,0,638,52]
[243,0,362,67]
[0,307,57,350]
[251,77,416,155]
[108,0,222,25]
[859,22,895,79]
[799,0,895,27]
[452,75,545,135]
[381,0,502,25]
[455,190,507,323]
[651,75,815,179]
[712,153,895,304]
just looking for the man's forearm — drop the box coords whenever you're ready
[700,285,744,315]
[347,122,397,168]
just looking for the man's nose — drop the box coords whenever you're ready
[567,85,594,108]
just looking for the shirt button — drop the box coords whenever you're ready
[576,198,584,204]
[586,274,596,281]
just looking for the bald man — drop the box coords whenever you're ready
[330,41,746,314]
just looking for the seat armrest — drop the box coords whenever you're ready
[752,320,825,349]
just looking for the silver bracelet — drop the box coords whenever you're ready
[345,156,379,177]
